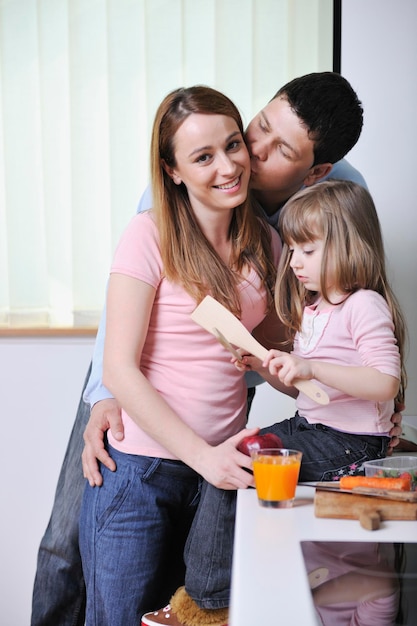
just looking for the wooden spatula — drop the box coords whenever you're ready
[213,328,243,362]
[191,295,329,405]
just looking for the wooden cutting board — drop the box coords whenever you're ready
[314,489,417,530]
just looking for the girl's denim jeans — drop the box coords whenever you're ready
[184,414,389,609]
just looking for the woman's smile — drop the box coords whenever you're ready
[214,175,242,191]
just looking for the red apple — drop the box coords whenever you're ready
[237,433,283,456]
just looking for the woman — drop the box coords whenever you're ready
[78,85,281,625]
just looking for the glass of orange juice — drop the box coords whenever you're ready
[251,448,302,508]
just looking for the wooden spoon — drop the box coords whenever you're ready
[191,296,329,406]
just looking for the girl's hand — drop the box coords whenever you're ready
[263,350,314,387]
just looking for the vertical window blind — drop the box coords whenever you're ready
[0,0,333,328]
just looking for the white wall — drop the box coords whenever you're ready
[0,337,95,626]
[340,0,417,415]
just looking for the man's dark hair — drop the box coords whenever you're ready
[273,72,363,165]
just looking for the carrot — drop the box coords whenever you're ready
[340,474,412,492]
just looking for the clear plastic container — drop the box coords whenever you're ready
[364,456,417,490]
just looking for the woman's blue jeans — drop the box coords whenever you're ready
[183,414,390,609]
[79,446,201,626]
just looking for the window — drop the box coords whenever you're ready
[0,0,333,329]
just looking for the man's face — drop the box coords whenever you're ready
[245,96,316,210]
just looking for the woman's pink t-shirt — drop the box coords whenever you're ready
[108,211,280,459]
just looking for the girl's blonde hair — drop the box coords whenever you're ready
[276,180,407,403]
[150,85,276,317]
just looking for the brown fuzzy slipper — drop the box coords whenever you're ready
[141,587,228,626]
[170,587,228,625]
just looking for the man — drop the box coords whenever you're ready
[31,72,403,626]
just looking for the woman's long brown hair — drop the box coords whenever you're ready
[150,85,276,317]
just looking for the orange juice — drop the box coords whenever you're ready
[251,449,302,507]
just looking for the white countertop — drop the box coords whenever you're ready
[229,486,417,625]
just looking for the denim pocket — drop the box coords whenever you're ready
[95,464,139,533]
[318,432,389,481]
[320,455,368,481]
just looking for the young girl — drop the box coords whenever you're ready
[78,85,280,626]
[142,180,407,626]
[259,178,407,473]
